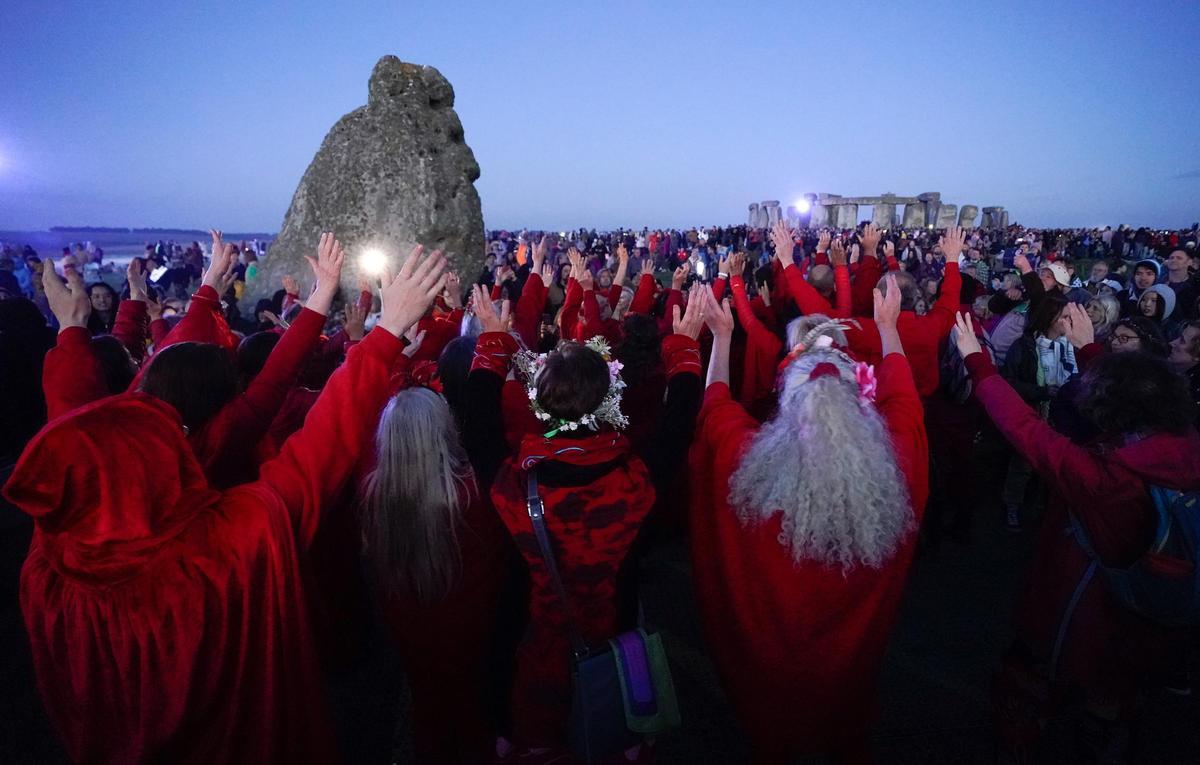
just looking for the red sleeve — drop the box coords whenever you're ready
[629,272,656,315]
[845,317,884,365]
[357,289,372,313]
[875,353,929,516]
[1075,342,1105,372]
[112,300,150,363]
[150,318,170,350]
[924,262,961,340]
[811,251,830,267]
[42,327,107,420]
[193,307,327,486]
[156,285,237,352]
[833,265,853,318]
[256,327,404,550]
[730,276,784,404]
[658,288,683,337]
[750,296,777,332]
[514,275,548,349]
[696,382,759,457]
[966,351,1108,509]
[851,258,883,318]
[661,333,703,378]
[579,289,603,341]
[490,283,503,302]
[886,255,900,272]
[606,284,621,311]
[711,277,727,302]
[561,278,583,341]
[471,330,519,377]
[783,263,834,316]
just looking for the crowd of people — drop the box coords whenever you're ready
[1,216,1199,764]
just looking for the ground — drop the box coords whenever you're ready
[2,453,1197,763]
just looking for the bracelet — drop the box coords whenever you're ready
[717,272,729,279]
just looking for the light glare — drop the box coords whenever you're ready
[359,249,387,275]
[795,198,811,213]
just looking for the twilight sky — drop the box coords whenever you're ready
[1,0,1198,232]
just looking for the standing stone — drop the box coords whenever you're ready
[935,204,959,230]
[981,206,1004,229]
[254,55,484,301]
[999,209,1009,229]
[748,203,760,228]
[902,203,926,228]
[917,192,941,230]
[785,206,799,226]
[872,203,896,229]
[958,205,979,228]
[833,204,859,229]
[763,201,782,227]
[810,202,829,228]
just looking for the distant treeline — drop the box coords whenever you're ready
[50,226,275,238]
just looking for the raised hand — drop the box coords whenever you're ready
[672,283,706,340]
[701,285,734,338]
[203,229,237,294]
[304,232,346,316]
[859,223,882,258]
[616,242,629,269]
[671,261,691,290]
[577,266,595,291]
[1061,302,1095,349]
[261,310,289,330]
[43,259,91,330]
[770,220,795,266]
[953,312,983,357]
[830,238,847,267]
[873,274,902,328]
[539,262,554,288]
[531,235,549,271]
[377,245,447,337]
[146,290,163,322]
[402,327,427,358]
[717,251,731,277]
[938,225,966,264]
[728,251,747,277]
[883,240,895,263]
[443,272,463,309]
[1013,250,1032,275]
[849,242,861,265]
[567,248,584,280]
[127,258,149,301]
[817,230,831,253]
[470,283,510,334]
[343,300,367,342]
[282,274,300,296]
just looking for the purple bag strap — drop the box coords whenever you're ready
[614,632,657,717]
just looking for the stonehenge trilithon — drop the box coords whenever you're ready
[748,192,1006,230]
[255,55,484,301]
[763,201,782,227]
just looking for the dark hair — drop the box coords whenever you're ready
[1112,316,1168,357]
[616,314,661,388]
[536,341,610,423]
[1077,352,1196,436]
[436,335,476,429]
[138,342,238,430]
[90,335,137,394]
[1026,292,1068,337]
[237,331,281,382]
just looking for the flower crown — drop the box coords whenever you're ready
[514,336,629,438]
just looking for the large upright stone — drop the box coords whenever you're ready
[958,205,979,228]
[902,203,926,228]
[833,204,859,229]
[762,201,782,227]
[748,203,760,228]
[255,55,484,301]
[935,204,959,230]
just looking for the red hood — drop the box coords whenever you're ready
[3,392,221,582]
[1113,429,1200,492]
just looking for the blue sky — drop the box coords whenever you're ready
[1,0,1198,231]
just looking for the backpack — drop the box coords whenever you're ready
[939,324,996,404]
[1052,486,1200,676]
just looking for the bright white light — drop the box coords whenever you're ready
[695,260,706,277]
[795,198,811,213]
[359,249,388,275]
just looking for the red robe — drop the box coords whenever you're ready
[688,354,929,760]
[4,327,405,764]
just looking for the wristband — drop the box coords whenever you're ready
[717,272,729,279]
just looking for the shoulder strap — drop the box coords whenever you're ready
[526,469,591,658]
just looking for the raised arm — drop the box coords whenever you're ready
[873,274,929,510]
[924,226,965,337]
[40,262,106,419]
[463,284,515,488]
[113,259,152,363]
[257,242,447,549]
[514,263,550,348]
[154,230,239,352]
[640,295,704,487]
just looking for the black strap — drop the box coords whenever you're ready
[526,469,591,658]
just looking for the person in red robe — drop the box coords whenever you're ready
[689,276,929,764]
[952,310,1200,763]
[463,285,704,761]
[3,239,448,764]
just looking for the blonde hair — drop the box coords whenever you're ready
[360,387,475,603]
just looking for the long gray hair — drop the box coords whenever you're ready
[729,334,913,572]
[360,387,475,604]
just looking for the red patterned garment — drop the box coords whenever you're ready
[463,331,701,748]
[688,353,929,761]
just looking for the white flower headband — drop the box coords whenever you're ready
[514,336,630,438]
